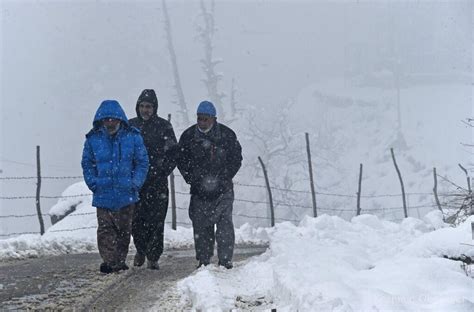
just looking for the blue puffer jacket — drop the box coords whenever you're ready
[81,100,149,210]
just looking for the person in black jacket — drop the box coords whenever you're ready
[177,101,242,269]
[129,89,177,270]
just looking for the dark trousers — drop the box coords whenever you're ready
[190,190,235,263]
[96,204,134,265]
[132,183,169,262]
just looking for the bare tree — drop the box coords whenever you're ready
[439,174,473,225]
[246,101,303,169]
[196,0,228,122]
[162,0,190,126]
[229,77,240,120]
[162,0,238,125]
[441,118,474,224]
[460,118,474,179]
[244,100,305,209]
[461,118,474,149]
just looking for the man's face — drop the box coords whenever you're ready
[139,102,154,121]
[197,114,215,131]
[103,118,121,135]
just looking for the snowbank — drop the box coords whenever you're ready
[177,212,474,311]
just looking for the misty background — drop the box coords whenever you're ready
[1,0,472,237]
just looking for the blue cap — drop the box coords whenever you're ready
[197,101,216,117]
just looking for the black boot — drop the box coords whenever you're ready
[112,261,129,272]
[99,262,114,274]
[134,253,146,267]
[197,259,210,269]
[147,260,159,270]
[118,262,129,271]
[218,260,233,269]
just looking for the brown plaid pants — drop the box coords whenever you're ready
[96,204,134,265]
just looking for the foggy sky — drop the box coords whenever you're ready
[1,0,472,235]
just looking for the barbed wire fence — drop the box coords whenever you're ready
[0,173,464,238]
[1,143,471,238]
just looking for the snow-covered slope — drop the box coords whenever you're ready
[270,78,473,222]
[177,213,474,312]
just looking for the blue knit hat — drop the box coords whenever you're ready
[197,101,216,117]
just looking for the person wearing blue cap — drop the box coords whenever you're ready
[177,101,242,269]
[81,100,149,274]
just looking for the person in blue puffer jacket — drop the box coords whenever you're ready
[81,99,149,274]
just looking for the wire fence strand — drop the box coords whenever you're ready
[1,173,470,237]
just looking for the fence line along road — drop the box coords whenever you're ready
[1,173,468,237]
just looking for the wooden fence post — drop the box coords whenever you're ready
[357,163,363,216]
[258,156,274,227]
[432,167,443,214]
[390,148,407,218]
[458,164,473,217]
[36,145,45,235]
[305,133,317,217]
[471,177,474,216]
[471,221,474,240]
[168,114,177,230]
[458,163,472,194]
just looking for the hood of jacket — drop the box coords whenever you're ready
[135,89,158,118]
[92,100,130,129]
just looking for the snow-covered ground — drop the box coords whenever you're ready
[176,213,474,311]
[1,182,473,311]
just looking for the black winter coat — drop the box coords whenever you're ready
[177,122,242,199]
[129,115,177,187]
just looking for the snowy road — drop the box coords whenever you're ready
[0,245,268,310]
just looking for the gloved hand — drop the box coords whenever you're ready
[192,175,223,199]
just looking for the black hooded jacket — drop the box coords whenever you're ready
[129,89,177,187]
[177,122,242,199]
